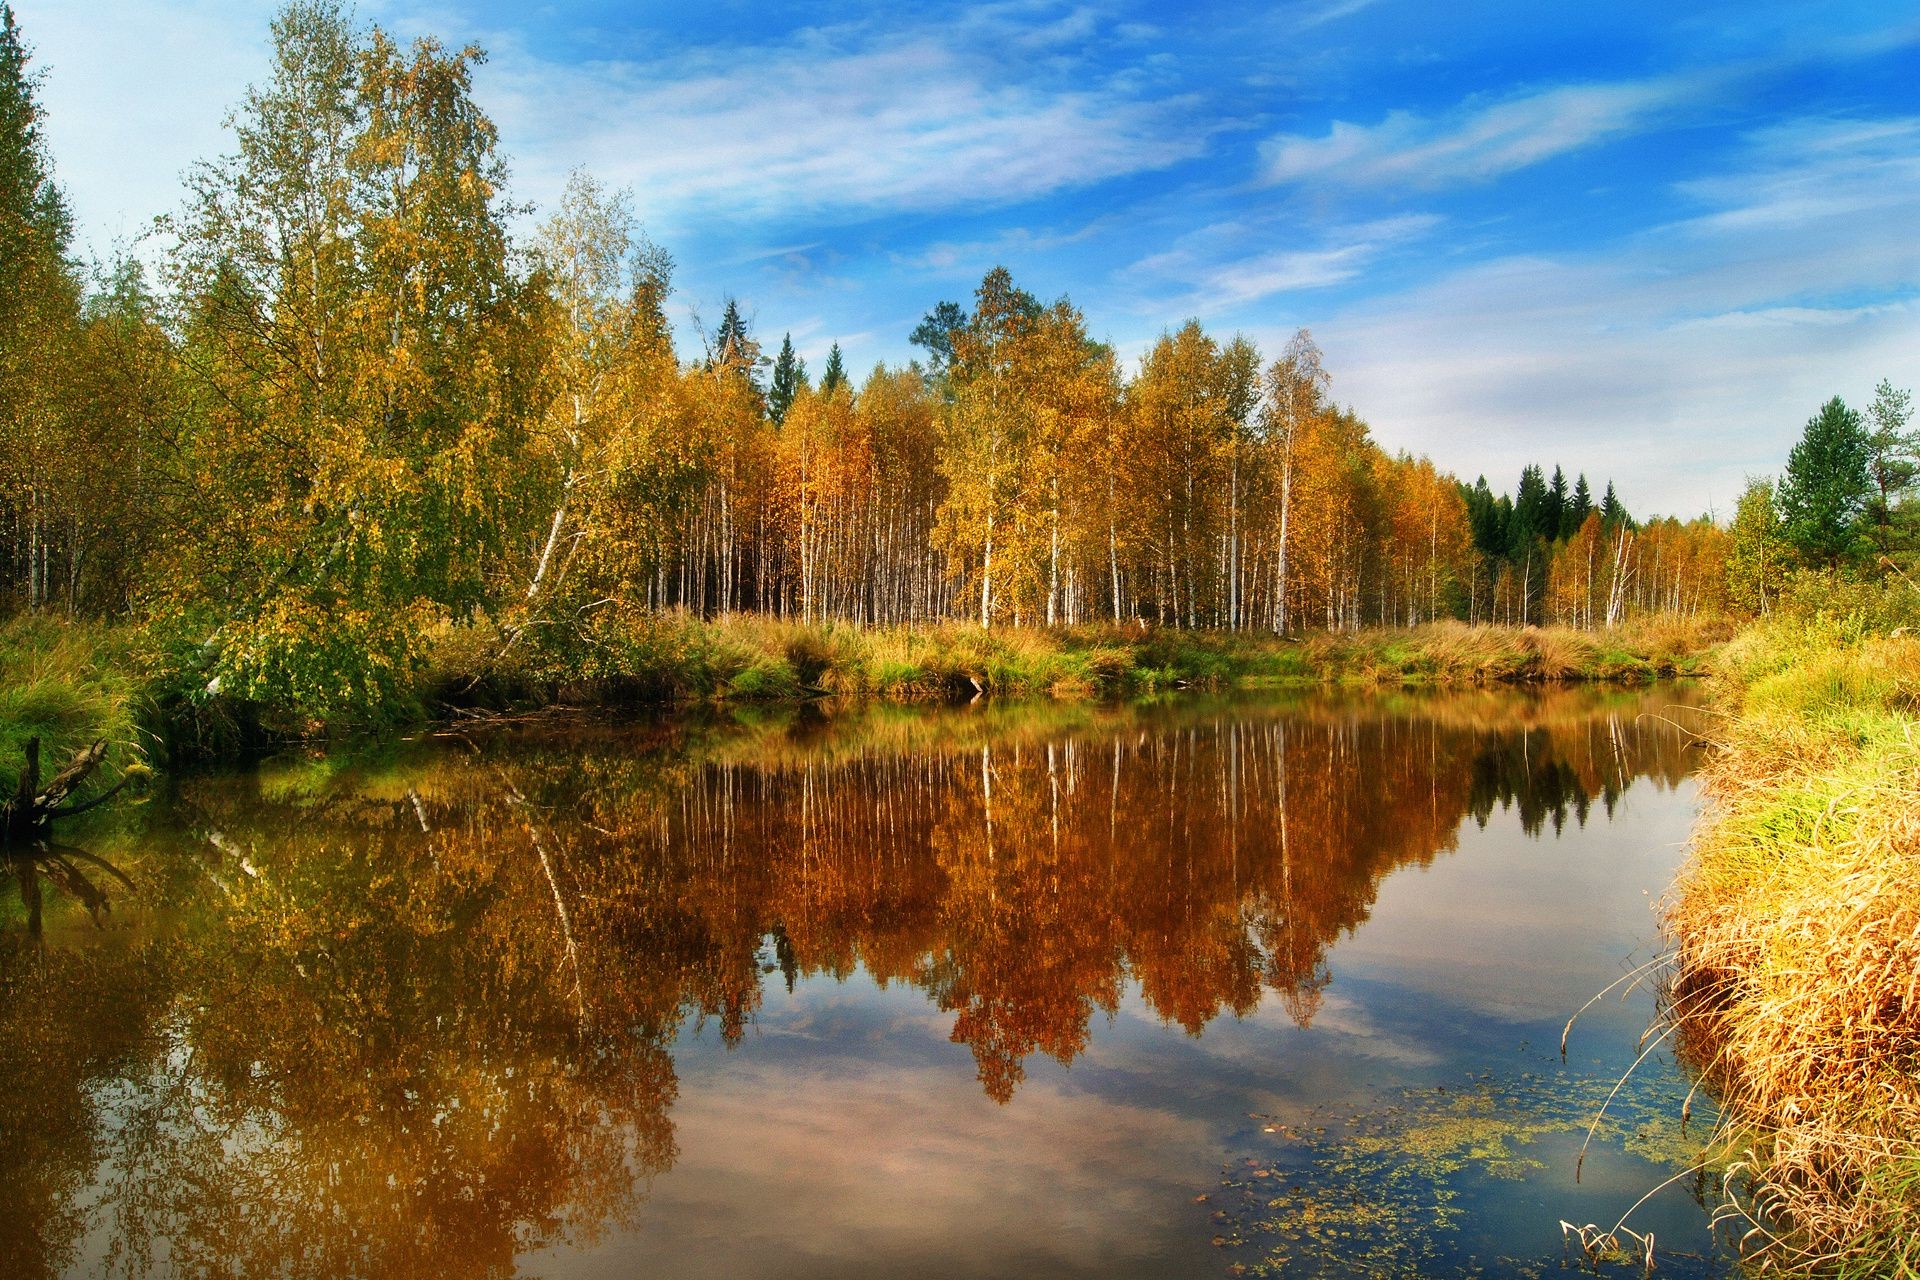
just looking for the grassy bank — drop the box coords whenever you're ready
[1667,617,1920,1274]
[0,611,1728,776]
[442,610,1728,712]
[0,617,142,797]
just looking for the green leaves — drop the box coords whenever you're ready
[1779,396,1873,571]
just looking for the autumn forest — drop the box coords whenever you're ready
[0,3,1782,728]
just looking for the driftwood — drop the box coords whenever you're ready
[2,736,125,847]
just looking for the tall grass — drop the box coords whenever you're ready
[1666,614,1920,1275]
[432,609,1728,714]
[0,616,142,796]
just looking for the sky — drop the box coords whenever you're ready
[15,0,1920,517]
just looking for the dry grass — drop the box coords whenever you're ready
[1299,615,1729,686]
[1665,618,1920,1275]
[434,609,1732,713]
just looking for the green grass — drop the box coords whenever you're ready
[432,609,1730,716]
[0,616,143,798]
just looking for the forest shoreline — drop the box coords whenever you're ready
[1,613,1728,791]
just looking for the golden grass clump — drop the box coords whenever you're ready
[1666,620,1920,1274]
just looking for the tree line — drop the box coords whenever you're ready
[0,2,1896,718]
[1724,388,1918,613]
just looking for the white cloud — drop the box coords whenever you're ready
[1260,77,1698,189]
[1276,117,1920,515]
[1126,213,1439,311]
[476,14,1212,237]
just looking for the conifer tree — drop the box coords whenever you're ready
[1600,481,1628,530]
[1544,466,1567,540]
[768,333,806,426]
[1778,396,1872,571]
[1565,474,1593,537]
[820,341,847,394]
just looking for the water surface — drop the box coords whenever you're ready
[0,686,1738,1278]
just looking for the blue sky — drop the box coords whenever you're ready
[18,0,1920,515]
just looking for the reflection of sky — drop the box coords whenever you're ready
[525,775,1724,1278]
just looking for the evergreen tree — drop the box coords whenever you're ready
[1544,466,1567,541]
[1778,396,1872,571]
[820,341,847,394]
[1599,481,1629,530]
[768,332,806,426]
[711,297,764,391]
[1565,473,1593,537]
[1508,465,1547,558]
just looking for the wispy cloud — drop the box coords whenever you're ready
[1291,0,1382,33]
[1126,213,1439,312]
[1259,76,1699,189]
[1281,116,1920,515]
[480,10,1213,233]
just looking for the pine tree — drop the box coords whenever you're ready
[1599,481,1628,530]
[820,341,847,394]
[710,297,764,390]
[1544,466,1567,542]
[768,333,806,426]
[909,300,966,379]
[1565,474,1593,537]
[1508,465,1546,558]
[1778,396,1872,571]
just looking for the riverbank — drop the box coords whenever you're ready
[0,612,1727,777]
[0,617,140,797]
[1667,617,1920,1274]
[443,610,1725,707]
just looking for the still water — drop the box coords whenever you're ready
[1,686,1740,1278]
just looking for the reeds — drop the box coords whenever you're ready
[0,615,141,794]
[1665,617,1920,1275]
[436,610,1728,713]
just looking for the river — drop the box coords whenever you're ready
[0,685,1740,1278]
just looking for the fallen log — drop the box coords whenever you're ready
[2,736,124,848]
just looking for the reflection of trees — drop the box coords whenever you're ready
[0,686,1702,1275]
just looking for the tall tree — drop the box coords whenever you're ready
[1726,477,1787,615]
[1544,466,1568,543]
[1864,379,1916,558]
[1261,329,1328,634]
[163,1,540,720]
[1599,481,1628,530]
[1564,474,1594,538]
[1778,396,1872,572]
[933,267,1041,627]
[819,341,847,394]
[909,300,966,382]
[768,333,805,427]
[0,2,81,612]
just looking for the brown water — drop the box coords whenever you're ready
[0,686,1739,1278]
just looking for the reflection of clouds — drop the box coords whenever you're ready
[571,1049,1219,1279]
[1334,782,1698,1027]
